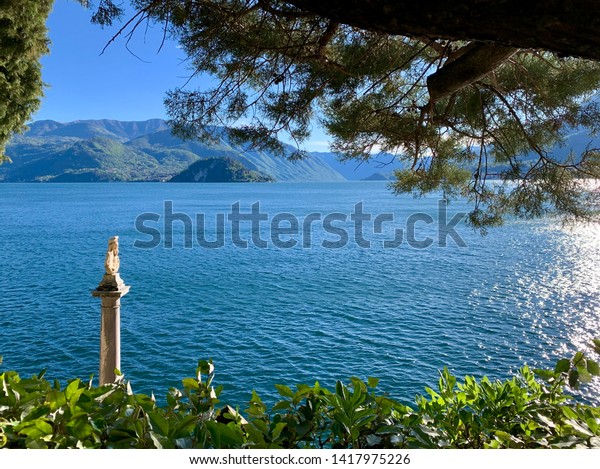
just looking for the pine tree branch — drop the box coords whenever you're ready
[427,43,518,102]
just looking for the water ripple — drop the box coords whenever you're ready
[0,183,598,405]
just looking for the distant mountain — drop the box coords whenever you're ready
[6,137,173,182]
[312,152,405,180]
[25,119,170,141]
[361,172,393,181]
[314,127,600,179]
[170,157,274,183]
[2,119,345,182]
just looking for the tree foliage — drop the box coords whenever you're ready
[0,0,53,162]
[85,1,600,226]
[1,351,599,449]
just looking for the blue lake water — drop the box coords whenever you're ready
[0,182,599,405]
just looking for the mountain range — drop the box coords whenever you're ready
[3,119,597,183]
[1,119,347,183]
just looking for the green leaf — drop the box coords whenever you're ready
[26,439,48,449]
[565,419,593,437]
[350,377,367,394]
[174,414,198,436]
[335,381,348,400]
[205,421,244,448]
[182,378,199,390]
[554,359,571,374]
[67,420,94,439]
[197,360,214,379]
[274,384,293,398]
[47,389,67,409]
[586,359,600,376]
[244,424,267,446]
[533,369,556,381]
[149,431,165,449]
[35,420,53,435]
[568,369,580,389]
[577,367,592,384]
[375,425,404,435]
[65,379,83,404]
[271,422,287,441]
[572,352,586,368]
[367,377,380,388]
[494,430,512,441]
[355,413,377,427]
[21,404,50,422]
[250,419,268,435]
[417,424,441,438]
[271,400,292,412]
[148,411,169,437]
[535,413,556,429]
[95,387,117,403]
[424,386,440,399]
[550,437,578,449]
[592,338,600,354]
[562,406,578,420]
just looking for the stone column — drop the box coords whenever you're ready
[91,236,130,385]
[92,287,129,384]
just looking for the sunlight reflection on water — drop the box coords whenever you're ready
[521,222,600,401]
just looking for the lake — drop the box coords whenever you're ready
[0,182,598,405]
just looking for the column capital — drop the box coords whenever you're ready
[91,285,130,298]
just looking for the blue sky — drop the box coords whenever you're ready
[33,0,331,151]
[33,0,197,122]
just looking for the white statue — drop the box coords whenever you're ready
[104,236,120,275]
[94,236,127,292]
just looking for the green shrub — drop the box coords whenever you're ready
[1,349,599,449]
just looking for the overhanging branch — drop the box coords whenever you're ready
[427,43,517,102]
[285,0,600,60]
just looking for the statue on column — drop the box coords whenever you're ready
[105,236,120,275]
[97,236,125,291]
